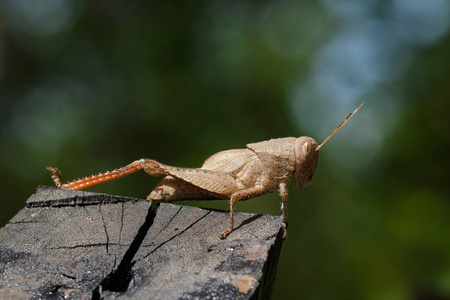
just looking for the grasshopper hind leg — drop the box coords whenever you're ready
[148,176,225,202]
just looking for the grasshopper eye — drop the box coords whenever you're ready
[302,142,313,157]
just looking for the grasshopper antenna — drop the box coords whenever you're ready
[315,102,365,151]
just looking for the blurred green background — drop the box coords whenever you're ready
[1,1,450,299]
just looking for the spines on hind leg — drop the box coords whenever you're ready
[46,159,155,190]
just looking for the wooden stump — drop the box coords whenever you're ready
[0,186,284,299]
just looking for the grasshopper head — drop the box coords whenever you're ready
[292,102,365,190]
[294,137,319,190]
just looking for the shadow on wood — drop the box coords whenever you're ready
[0,186,284,299]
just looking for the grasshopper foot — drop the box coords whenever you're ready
[219,228,233,240]
[47,167,62,188]
[282,222,288,240]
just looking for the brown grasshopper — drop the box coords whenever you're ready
[48,102,364,239]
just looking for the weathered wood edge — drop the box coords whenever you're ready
[26,185,144,207]
[253,229,284,300]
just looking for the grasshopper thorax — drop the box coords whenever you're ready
[294,137,319,190]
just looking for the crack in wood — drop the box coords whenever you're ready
[41,214,69,250]
[153,205,183,240]
[142,209,212,260]
[26,186,144,208]
[65,209,91,244]
[98,204,110,253]
[47,242,131,250]
[119,202,125,245]
[61,273,77,280]
[8,221,39,224]
[92,201,161,299]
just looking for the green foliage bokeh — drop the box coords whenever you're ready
[1,1,450,299]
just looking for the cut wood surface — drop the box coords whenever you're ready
[0,186,284,299]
